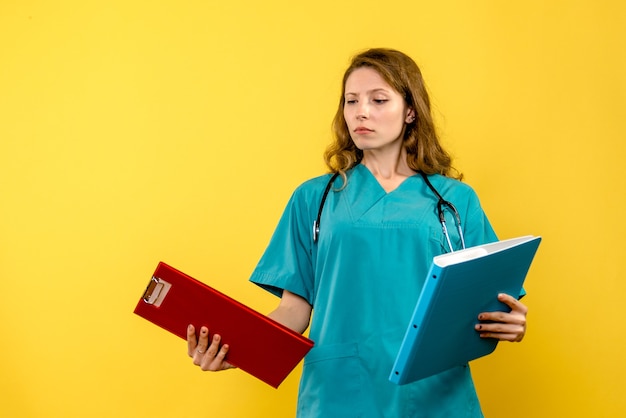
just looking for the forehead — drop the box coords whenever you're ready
[344,67,397,94]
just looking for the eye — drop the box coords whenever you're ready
[373,99,388,104]
[345,99,357,105]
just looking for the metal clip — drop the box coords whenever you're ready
[142,276,171,307]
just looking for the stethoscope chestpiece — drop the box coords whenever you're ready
[312,220,320,243]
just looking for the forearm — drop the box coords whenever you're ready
[267,290,312,334]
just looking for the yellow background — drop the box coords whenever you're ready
[1,1,625,417]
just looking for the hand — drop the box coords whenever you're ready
[187,325,236,371]
[475,293,528,342]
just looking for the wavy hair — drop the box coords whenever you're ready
[324,48,462,181]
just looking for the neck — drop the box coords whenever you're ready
[361,148,415,179]
[361,148,416,192]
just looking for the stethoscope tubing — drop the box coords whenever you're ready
[313,170,466,252]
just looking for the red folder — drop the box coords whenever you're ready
[133,262,314,388]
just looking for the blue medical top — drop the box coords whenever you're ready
[250,164,498,418]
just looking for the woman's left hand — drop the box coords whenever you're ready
[475,293,527,342]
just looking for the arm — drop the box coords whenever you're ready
[475,293,528,342]
[187,290,312,372]
[267,290,312,334]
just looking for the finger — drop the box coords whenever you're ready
[186,324,197,357]
[205,343,231,371]
[214,344,230,367]
[478,311,525,325]
[479,330,525,342]
[476,322,520,333]
[192,327,210,364]
[205,334,222,358]
[498,293,528,315]
[478,295,528,323]
[475,323,525,342]
[202,343,232,371]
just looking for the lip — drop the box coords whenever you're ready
[354,127,373,134]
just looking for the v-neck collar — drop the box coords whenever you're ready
[354,163,420,195]
[339,165,420,221]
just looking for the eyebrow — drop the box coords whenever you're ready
[344,88,391,96]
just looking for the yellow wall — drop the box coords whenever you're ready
[1,1,624,416]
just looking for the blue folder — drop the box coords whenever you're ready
[389,235,542,385]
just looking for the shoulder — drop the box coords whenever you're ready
[426,174,478,197]
[292,173,340,197]
[423,174,486,215]
[282,173,338,210]
[298,173,337,190]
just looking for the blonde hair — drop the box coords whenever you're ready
[324,48,462,181]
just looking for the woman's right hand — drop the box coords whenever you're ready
[187,324,235,371]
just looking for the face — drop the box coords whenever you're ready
[343,67,414,154]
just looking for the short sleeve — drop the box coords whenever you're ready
[461,188,526,299]
[462,189,498,248]
[249,181,322,305]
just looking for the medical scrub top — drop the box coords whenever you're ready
[250,164,498,418]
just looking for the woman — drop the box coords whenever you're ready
[187,48,527,417]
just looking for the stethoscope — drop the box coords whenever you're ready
[312,171,466,252]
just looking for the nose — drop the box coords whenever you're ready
[356,102,369,120]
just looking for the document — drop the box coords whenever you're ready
[134,262,314,388]
[389,235,541,385]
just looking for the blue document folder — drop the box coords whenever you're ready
[389,235,542,385]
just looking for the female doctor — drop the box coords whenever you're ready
[187,48,528,417]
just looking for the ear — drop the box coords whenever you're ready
[405,108,416,123]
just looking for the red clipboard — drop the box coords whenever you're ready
[133,262,314,388]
